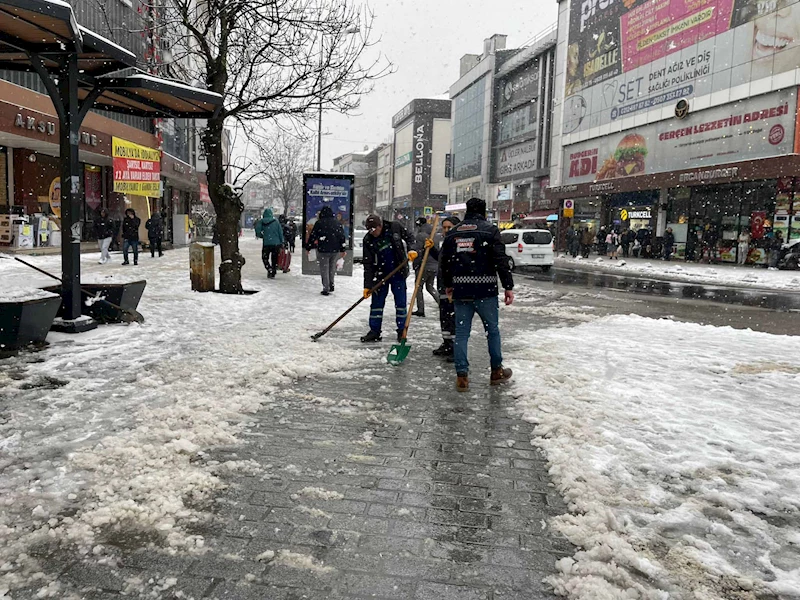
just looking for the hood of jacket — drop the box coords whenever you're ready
[319,206,334,219]
[262,208,275,222]
[125,210,137,219]
[150,212,162,223]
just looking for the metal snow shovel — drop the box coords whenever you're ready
[387,215,440,366]
[311,258,410,341]
[5,255,145,324]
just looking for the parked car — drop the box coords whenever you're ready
[353,227,368,262]
[500,229,554,272]
[779,239,800,270]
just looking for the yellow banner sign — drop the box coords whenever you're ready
[112,137,161,197]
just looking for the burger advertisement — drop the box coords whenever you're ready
[563,89,795,185]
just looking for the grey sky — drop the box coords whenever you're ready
[320,0,559,168]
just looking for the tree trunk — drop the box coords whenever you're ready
[204,116,245,293]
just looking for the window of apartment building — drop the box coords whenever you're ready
[452,77,486,182]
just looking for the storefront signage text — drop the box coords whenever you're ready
[621,209,651,220]
[15,113,99,146]
[548,184,578,194]
[678,167,739,183]
[112,137,161,197]
[589,182,615,193]
[563,0,797,137]
[395,151,412,169]
[562,89,796,185]
[414,124,426,184]
[392,102,413,128]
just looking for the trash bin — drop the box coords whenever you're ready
[190,242,215,292]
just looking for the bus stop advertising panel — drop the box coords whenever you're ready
[302,173,355,277]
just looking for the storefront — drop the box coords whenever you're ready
[665,179,796,263]
[548,155,800,263]
[161,152,200,247]
[0,83,161,251]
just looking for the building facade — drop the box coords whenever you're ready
[374,142,394,220]
[448,36,509,209]
[547,0,800,263]
[391,99,451,221]
[332,149,378,228]
[489,28,557,224]
[0,0,222,251]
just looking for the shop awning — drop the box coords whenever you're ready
[0,1,136,76]
[0,0,222,119]
[0,0,223,322]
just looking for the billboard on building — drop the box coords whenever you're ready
[562,89,796,184]
[562,0,800,136]
[112,137,161,197]
[301,173,355,277]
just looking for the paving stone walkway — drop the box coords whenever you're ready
[24,310,573,600]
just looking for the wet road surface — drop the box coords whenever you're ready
[518,267,800,336]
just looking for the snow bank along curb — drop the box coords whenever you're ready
[510,315,800,599]
[556,256,800,293]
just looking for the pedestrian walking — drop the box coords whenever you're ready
[769,230,784,270]
[254,208,284,278]
[686,228,699,262]
[93,208,115,264]
[121,208,141,266]
[565,226,577,257]
[361,214,416,343]
[607,230,620,259]
[440,198,514,392]
[433,216,460,360]
[307,206,346,296]
[581,227,593,258]
[621,229,633,258]
[737,230,750,265]
[288,220,298,252]
[145,211,164,258]
[663,227,675,261]
[412,217,439,317]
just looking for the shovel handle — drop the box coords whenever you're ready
[311,258,410,340]
[401,215,440,341]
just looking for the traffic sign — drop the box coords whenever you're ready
[424,206,433,216]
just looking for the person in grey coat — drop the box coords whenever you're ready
[411,217,439,317]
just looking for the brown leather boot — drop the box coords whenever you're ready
[490,367,513,385]
[456,374,469,392]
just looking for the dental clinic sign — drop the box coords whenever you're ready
[562,0,800,137]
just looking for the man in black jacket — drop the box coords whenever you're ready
[121,208,141,266]
[307,206,347,295]
[93,208,116,264]
[440,198,514,392]
[361,214,415,343]
[145,211,164,258]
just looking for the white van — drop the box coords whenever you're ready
[500,229,554,271]
[352,227,368,262]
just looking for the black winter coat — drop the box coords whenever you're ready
[94,216,116,240]
[122,215,141,241]
[440,213,514,300]
[363,220,415,287]
[145,214,164,239]
[307,216,346,253]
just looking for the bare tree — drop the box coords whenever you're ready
[156,0,390,292]
[260,131,313,217]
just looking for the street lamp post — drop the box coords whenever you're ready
[316,26,359,172]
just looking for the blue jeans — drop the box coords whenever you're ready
[369,274,407,334]
[123,239,139,263]
[454,297,503,375]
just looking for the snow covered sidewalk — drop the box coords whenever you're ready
[0,239,383,597]
[510,315,800,599]
[556,255,800,293]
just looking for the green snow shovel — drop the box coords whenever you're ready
[387,215,440,366]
